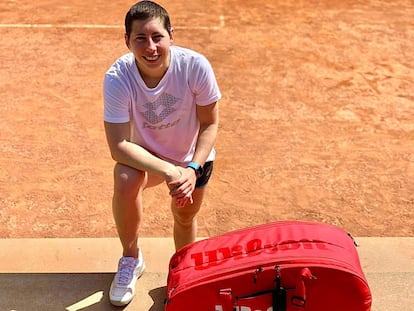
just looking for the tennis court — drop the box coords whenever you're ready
[0,1,413,309]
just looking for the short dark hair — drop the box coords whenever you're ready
[125,1,172,38]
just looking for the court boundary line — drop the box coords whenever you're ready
[0,16,225,30]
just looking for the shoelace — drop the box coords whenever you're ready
[116,258,137,286]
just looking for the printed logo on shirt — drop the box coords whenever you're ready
[143,119,180,130]
[141,92,179,125]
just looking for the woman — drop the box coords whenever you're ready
[103,0,221,306]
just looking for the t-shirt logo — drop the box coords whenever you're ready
[141,92,178,124]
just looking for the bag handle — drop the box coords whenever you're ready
[291,268,317,307]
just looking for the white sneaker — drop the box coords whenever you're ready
[109,248,146,306]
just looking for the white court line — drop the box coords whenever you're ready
[0,17,225,30]
[0,23,122,29]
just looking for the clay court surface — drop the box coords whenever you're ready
[0,0,413,240]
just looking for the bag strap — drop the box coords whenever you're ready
[273,266,287,311]
[233,266,288,310]
[219,266,316,310]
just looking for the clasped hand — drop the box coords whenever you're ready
[167,166,197,208]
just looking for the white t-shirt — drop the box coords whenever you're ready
[103,46,221,165]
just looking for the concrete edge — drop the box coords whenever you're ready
[0,237,412,273]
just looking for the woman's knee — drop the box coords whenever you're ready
[173,209,198,227]
[171,190,204,226]
[113,163,146,195]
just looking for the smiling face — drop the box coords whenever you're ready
[125,17,174,82]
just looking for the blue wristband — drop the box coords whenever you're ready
[187,162,203,177]
[187,162,201,170]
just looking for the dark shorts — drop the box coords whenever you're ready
[195,161,214,189]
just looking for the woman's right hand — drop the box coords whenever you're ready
[167,166,195,208]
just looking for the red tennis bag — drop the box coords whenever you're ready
[165,221,372,311]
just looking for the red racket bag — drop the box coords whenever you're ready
[165,221,372,311]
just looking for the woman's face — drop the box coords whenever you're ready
[125,17,173,79]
